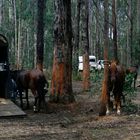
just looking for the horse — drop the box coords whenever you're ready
[126,65,139,89]
[106,60,125,115]
[10,69,49,112]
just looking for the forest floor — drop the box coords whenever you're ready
[0,75,140,140]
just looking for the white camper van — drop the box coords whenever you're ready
[78,55,96,71]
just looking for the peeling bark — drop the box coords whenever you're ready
[50,0,74,103]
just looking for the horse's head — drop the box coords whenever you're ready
[109,60,118,83]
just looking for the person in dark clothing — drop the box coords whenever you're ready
[8,77,18,103]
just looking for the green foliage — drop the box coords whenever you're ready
[123,73,138,114]
[72,72,82,81]
[90,70,103,97]
[123,73,136,97]
[122,101,139,114]
[90,70,103,83]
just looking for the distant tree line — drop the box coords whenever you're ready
[0,0,139,70]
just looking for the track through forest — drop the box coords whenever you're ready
[0,77,140,140]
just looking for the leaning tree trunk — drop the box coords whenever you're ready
[81,0,90,91]
[99,0,109,116]
[50,0,75,103]
[36,0,45,71]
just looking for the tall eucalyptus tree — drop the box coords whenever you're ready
[73,0,81,74]
[112,0,118,60]
[36,0,46,70]
[99,0,109,116]
[50,0,74,103]
[81,0,90,91]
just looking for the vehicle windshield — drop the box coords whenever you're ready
[90,59,96,62]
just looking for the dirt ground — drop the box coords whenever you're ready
[0,79,140,140]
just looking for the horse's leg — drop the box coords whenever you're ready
[19,90,23,109]
[37,90,45,112]
[38,95,42,112]
[106,91,110,115]
[41,94,47,112]
[121,92,125,105]
[116,93,121,115]
[31,89,38,112]
[134,73,137,89]
[113,89,117,110]
[113,96,117,110]
[134,78,136,89]
[25,89,29,109]
[33,96,38,112]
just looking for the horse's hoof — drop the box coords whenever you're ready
[106,110,110,115]
[113,106,116,110]
[117,110,121,115]
[33,106,37,112]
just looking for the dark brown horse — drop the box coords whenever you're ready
[106,60,125,115]
[126,65,139,89]
[11,69,49,112]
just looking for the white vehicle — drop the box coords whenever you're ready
[78,56,83,71]
[78,55,96,71]
[96,60,105,70]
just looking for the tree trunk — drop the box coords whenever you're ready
[137,0,140,32]
[137,0,140,58]
[99,0,109,116]
[126,0,133,66]
[0,0,3,26]
[36,0,45,71]
[17,3,21,69]
[112,0,118,60]
[95,0,101,60]
[13,0,17,67]
[129,0,133,65]
[73,0,81,73]
[88,0,93,55]
[81,0,90,91]
[32,0,37,68]
[50,0,75,103]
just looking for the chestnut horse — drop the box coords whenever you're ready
[106,60,125,115]
[11,69,49,112]
[126,65,139,89]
